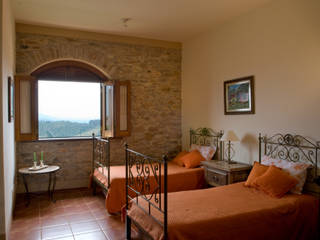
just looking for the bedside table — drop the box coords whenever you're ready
[201,160,251,187]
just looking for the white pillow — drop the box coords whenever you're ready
[190,144,216,161]
[261,155,310,194]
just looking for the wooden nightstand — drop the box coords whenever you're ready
[201,160,251,187]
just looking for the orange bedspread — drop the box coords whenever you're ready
[128,182,319,240]
[93,162,205,213]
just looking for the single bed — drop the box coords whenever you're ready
[125,133,320,240]
[91,128,223,214]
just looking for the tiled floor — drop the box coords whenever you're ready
[10,189,140,240]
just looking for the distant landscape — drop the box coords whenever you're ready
[39,114,100,138]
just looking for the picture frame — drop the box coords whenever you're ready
[8,76,14,122]
[224,76,255,115]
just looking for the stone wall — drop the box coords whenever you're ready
[16,31,182,192]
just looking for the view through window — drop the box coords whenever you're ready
[38,80,101,138]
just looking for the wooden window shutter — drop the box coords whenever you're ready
[101,82,114,138]
[15,75,38,141]
[114,80,131,137]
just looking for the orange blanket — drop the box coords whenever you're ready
[128,183,319,240]
[93,162,205,213]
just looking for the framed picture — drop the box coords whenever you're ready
[8,76,14,122]
[224,76,255,115]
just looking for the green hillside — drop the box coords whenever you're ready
[39,119,101,138]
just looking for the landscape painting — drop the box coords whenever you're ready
[224,76,254,115]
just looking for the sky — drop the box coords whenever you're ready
[38,81,100,122]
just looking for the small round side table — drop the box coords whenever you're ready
[18,165,60,205]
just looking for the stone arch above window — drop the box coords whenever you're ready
[31,59,110,82]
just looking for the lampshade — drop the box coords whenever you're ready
[221,130,239,142]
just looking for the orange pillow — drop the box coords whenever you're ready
[180,150,205,169]
[253,165,298,198]
[172,151,188,167]
[244,162,269,187]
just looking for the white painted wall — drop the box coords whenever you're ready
[0,0,15,238]
[182,0,320,167]
[0,0,4,237]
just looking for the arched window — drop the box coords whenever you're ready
[15,60,130,141]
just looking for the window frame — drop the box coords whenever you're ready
[15,60,131,142]
[37,79,102,139]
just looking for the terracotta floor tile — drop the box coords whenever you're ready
[84,198,104,206]
[15,201,39,210]
[97,218,122,231]
[40,207,66,218]
[52,237,75,240]
[10,229,41,240]
[66,211,95,223]
[90,209,110,220]
[41,215,69,227]
[40,200,65,209]
[70,220,101,234]
[40,204,61,211]
[86,201,105,208]
[79,189,93,196]
[61,199,84,207]
[88,205,106,213]
[74,230,108,240]
[10,219,41,232]
[11,189,128,240]
[12,212,40,222]
[64,205,89,214]
[104,227,126,240]
[14,208,39,219]
[42,224,73,240]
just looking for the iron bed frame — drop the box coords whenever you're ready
[259,133,319,181]
[125,128,224,239]
[126,132,320,240]
[91,133,111,196]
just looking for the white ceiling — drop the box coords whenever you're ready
[13,0,274,42]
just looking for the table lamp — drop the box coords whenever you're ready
[221,130,239,164]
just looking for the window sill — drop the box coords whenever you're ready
[36,137,95,142]
[16,136,117,143]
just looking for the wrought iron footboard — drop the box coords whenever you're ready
[125,144,168,240]
[92,134,111,190]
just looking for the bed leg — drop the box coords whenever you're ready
[92,181,97,196]
[126,215,131,240]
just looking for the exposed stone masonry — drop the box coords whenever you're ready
[16,32,182,192]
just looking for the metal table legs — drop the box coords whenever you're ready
[51,172,57,202]
[22,172,58,205]
[22,174,30,206]
[47,172,57,202]
[48,172,52,198]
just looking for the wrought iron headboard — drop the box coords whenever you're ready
[190,128,224,160]
[259,133,320,179]
[125,144,168,238]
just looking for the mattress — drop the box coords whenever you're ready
[93,162,205,213]
[127,182,319,240]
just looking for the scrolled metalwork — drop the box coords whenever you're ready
[92,134,110,188]
[259,133,319,179]
[93,138,109,166]
[126,147,164,213]
[190,127,223,148]
[190,127,224,161]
